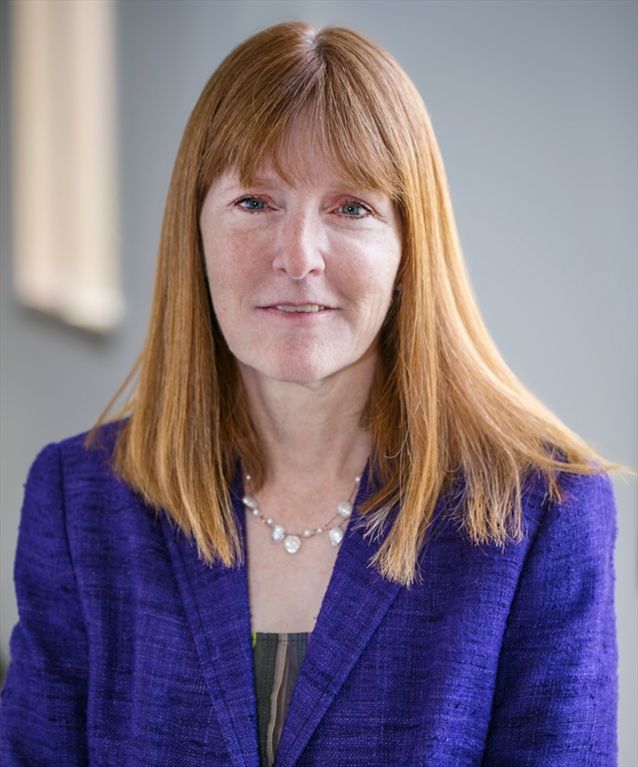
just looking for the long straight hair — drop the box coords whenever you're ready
[98,22,614,585]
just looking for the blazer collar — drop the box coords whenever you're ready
[162,482,259,767]
[164,468,402,767]
[275,475,402,766]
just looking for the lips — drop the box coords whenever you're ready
[275,304,326,313]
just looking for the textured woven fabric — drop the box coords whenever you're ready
[0,423,618,766]
[253,633,310,766]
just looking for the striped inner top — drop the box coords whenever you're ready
[252,632,310,766]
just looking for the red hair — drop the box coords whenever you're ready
[96,23,613,584]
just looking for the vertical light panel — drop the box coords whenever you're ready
[11,0,123,332]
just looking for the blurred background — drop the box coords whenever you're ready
[1,0,636,762]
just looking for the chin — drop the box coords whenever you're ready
[261,359,336,385]
[242,345,348,385]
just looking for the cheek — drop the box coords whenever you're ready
[204,233,259,305]
[345,243,401,314]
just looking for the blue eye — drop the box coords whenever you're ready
[237,197,266,211]
[339,201,368,217]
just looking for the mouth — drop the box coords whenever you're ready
[274,304,326,313]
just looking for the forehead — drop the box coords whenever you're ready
[233,157,374,196]
[245,128,345,188]
[232,106,400,199]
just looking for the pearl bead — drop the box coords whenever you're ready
[337,501,352,518]
[252,508,259,516]
[302,529,313,538]
[284,535,301,554]
[266,518,273,525]
[242,495,258,510]
[329,527,344,546]
[271,525,286,543]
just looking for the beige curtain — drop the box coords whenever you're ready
[11,0,123,332]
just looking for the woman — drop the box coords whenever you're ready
[1,22,617,766]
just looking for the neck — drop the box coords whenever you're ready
[239,354,375,492]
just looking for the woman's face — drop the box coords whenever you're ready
[199,141,402,387]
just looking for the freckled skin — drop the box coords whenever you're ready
[199,152,403,387]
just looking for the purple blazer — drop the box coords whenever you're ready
[1,425,617,766]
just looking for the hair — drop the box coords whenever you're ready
[95,22,614,585]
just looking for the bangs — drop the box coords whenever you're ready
[198,28,411,201]
[239,94,404,199]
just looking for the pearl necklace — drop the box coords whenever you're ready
[242,474,361,554]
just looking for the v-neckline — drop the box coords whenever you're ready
[163,462,403,767]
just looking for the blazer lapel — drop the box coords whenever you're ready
[275,474,403,767]
[162,496,259,767]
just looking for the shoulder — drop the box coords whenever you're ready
[20,420,167,583]
[554,470,615,512]
[23,421,139,545]
[510,470,617,637]
[16,422,133,593]
[522,470,616,551]
[28,421,124,488]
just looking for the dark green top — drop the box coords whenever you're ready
[252,632,310,767]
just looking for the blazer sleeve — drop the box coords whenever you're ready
[0,443,89,767]
[482,473,618,767]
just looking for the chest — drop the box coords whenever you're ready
[245,512,341,632]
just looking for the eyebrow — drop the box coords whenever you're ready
[239,174,288,190]
[221,168,390,205]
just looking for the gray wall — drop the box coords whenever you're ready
[1,0,636,763]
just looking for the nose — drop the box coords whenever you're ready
[271,210,325,280]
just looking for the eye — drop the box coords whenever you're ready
[235,196,267,212]
[337,200,372,218]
